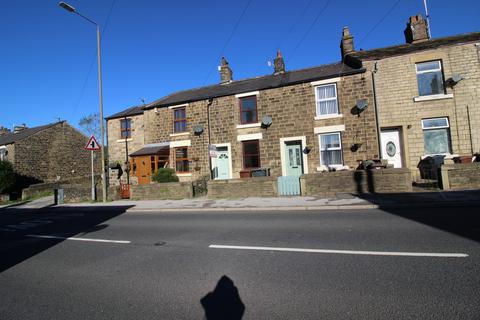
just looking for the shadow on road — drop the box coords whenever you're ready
[201,275,245,320]
[0,205,133,273]
[352,172,480,243]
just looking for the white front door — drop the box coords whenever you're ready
[212,144,232,180]
[381,129,402,168]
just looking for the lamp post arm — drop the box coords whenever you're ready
[73,11,97,26]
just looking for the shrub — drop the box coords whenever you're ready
[152,168,179,183]
[0,160,16,194]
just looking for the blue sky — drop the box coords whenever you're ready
[1,0,479,133]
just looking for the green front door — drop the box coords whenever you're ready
[285,141,303,176]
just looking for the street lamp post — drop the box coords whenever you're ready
[59,1,107,202]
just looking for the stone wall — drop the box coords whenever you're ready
[207,177,277,199]
[301,168,412,197]
[440,162,480,190]
[22,175,101,200]
[130,182,193,200]
[13,122,100,182]
[107,114,145,185]
[143,71,379,181]
[62,184,95,203]
[362,42,480,180]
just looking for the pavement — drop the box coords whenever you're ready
[49,189,480,212]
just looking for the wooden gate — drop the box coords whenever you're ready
[277,176,301,196]
[120,183,130,199]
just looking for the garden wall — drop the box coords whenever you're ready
[130,182,193,200]
[208,177,277,199]
[440,163,480,190]
[300,168,412,197]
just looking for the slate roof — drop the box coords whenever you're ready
[0,122,60,146]
[348,32,480,61]
[130,144,169,157]
[105,105,144,120]
[144,62,365,109]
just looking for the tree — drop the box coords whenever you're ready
[78,113,101,138]
[0,160,15,194]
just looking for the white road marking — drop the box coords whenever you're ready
[27,234,131,244]
[209,245,468,258]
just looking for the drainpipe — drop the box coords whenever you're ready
[207,98,214,179]
[124,116,130,185]
[371,61,382,158]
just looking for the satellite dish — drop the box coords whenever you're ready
[446,74,463,87]
[193,125,204,135]
[261,116,273,128]
[356,99,368,112]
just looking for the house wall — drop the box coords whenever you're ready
[13,122,100,182]
[363,42,480,180]
[143,72,379,181]
[107,113,144,185]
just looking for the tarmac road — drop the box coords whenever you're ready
[1,205,479,319]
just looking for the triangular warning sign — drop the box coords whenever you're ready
[84,136,101,151]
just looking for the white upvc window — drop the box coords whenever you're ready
[416,60,445,96]
[421,117,451,155]
[315,83,339,116]
[319,132,343,167]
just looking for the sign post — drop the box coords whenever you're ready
[84,136,101,201]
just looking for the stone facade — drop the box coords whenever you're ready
[362,41,480,180]
[5,122,100,182]
[107,113,144,185]
[143,72,379,181]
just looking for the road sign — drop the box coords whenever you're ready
[208,144,217,158]
[84,136,101,151]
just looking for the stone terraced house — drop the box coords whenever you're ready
[107,51,379,185]
[106,14,479,187]
[0,121,99,183]
[345,15,480,181]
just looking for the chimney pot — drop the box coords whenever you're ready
[340,26,355,60]
[273,50,286,74]
[219,57,233,83]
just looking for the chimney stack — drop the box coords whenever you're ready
[340,26,355,60]
[13,124,27,133]
[0,126,11,136]
[404,14,430,44]
[273,50,286,74]
[219,57,233,84]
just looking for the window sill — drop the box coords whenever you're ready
[413,94,453,102]
[117,138,132,142]
[420,153,459,160]
[176,172,192,177]
[316,165,349,172]
[314,114,343,120]
[170,132,190,137]
[236,122,261,129]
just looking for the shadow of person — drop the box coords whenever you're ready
[200,275,245,320]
